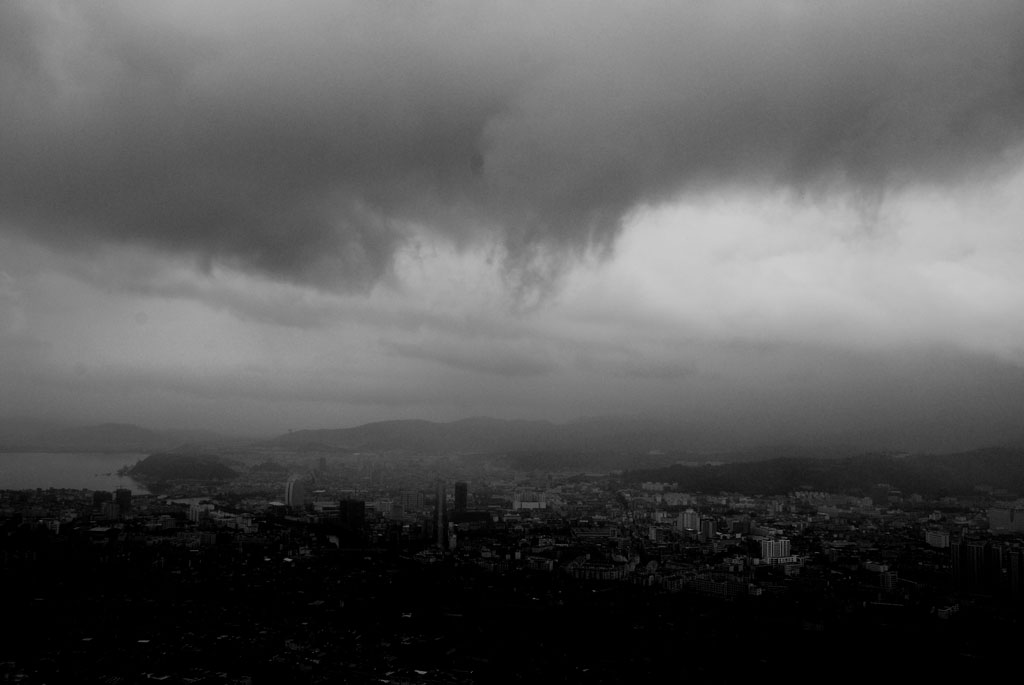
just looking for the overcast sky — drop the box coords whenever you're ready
[2,1,1024,450]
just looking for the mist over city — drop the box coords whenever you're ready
[3,1,1024,682]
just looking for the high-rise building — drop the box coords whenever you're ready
[454,482,468,513]
[285,476,306,509]
[761,537,791,560]
[952,538,1013,596]
[338,499,366,532]
[679,508,700,531]
[988,506,1024,532]
[951,538,965,587]
[512,490,546,510]
[699,517,717,542]
[967,540,988,593]
[727,517,751,535]
[1010,549,1024,603]
[925,530,950,548]
[114,488,132,518]
[434,480,447,550]
[93,490,113,509]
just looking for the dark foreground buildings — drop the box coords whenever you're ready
[4,475,1024,682]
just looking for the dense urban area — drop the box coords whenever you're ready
[3,447,1024,683]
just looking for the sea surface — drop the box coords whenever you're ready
[0,452,149,493]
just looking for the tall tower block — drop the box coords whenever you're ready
[454,481,468,513]
[434,480,447,550]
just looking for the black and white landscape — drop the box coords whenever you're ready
[3,2,1024,682]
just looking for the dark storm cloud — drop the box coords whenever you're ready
[2,1,1024,290]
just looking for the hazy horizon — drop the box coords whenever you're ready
[2,408,1022,457]
[3,2,1024,447]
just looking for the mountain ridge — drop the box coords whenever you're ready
[0,419,242,453]
[622,446,1024,497]
[258,416,867,460]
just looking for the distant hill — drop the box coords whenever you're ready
[0,419,242,453]
[46,423,175,452]
[251,460,288,473]
[262,417,556,453]
[129,453,240,483]
[261,416,738,458]
[0,417,67,449]
[622,447,1024,497]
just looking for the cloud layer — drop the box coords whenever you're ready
[4,2,1024,451]
[3,1,1024,290]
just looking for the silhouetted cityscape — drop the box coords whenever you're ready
[4,432,1024,682]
